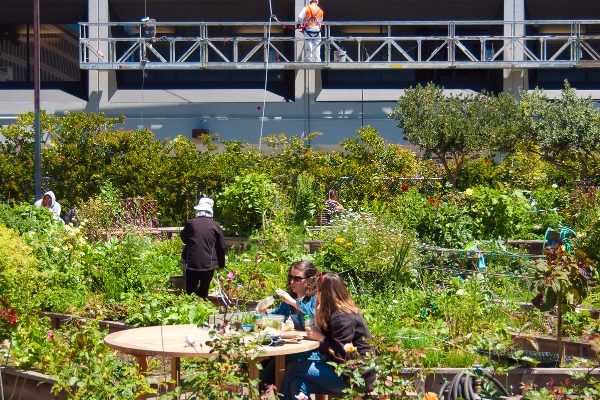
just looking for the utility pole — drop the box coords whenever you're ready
[33,0,42,199]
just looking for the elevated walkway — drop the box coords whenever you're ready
[79,19,600,70]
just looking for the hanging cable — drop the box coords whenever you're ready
[258,0,274,152]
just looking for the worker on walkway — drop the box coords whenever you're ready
[297,0,324,62]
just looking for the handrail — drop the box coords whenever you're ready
[80,19,600,27]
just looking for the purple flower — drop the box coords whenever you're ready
[227,271,235,281]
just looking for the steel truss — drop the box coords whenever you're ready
[79,20,600,70]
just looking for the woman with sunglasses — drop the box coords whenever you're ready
[257,260,319,329]
[281,272,374,400]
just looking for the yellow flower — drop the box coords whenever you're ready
[465,188,474,196]
[334,237,346,245]
[343,343,357,353]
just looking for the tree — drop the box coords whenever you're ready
[521,82,600,183]
[0,112,57,203]
[390,84,522,186]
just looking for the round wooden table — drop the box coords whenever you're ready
[104,324,320,388]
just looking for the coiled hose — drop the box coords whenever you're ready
[438,370,509,400]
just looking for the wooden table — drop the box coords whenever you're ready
[104,324,319,389]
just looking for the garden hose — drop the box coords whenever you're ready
[438,370,509,400]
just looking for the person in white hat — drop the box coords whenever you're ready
[180,197,227,298]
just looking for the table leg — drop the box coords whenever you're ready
[134,355,148,373]
[248,360,259,381]
[274,355,286,389]
[171,357,180,385]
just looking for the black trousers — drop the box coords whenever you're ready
[185,269,215,298]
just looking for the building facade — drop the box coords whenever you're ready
[2,0,600,145]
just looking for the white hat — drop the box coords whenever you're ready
[194,197,214,214]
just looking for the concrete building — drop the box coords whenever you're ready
[2,0,600,145]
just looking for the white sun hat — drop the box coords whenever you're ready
[193,197,214,215]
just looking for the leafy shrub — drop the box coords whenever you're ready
[218,173,280,236]
[77,181,124,238]
[293,172,321,224]
[385,188,429,231]
[496,145,563,189]
[0,202,57,235]
[573,189,600,264]
[418,200,475,248]
[339,126,420,205]
[82,235,180,302]
[314,212,417,290]
[46,321,151,399]
[123,291,216,326]
[456,158,497,189]
[462,187,535,239]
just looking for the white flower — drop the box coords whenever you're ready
[552,183,558,189]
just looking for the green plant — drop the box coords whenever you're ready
[521,82,600,183]
[530,247,595,364]
[418,200,475,247]
[218,173,280,236]
[171,331,262,399]
[46,321,151,399]
[391,84,523,185]
[315,212,417,290]
[463,186,536,239]
[123,291,216,326]
[77,181,124,238]
[294,172,321,224]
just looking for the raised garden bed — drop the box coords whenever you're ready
[506,240,545,256]
[400,367,600,395]
[42,312,132,333]
[1,367,65,400]
[5,365,599,400]
[511,333,594,359]
[304,240,323,253]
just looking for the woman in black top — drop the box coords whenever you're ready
[280,273,374,400]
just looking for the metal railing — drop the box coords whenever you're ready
[79,20,600,70]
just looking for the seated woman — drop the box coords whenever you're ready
[257,260,319,329]
[258,260,321,394]
[324,189,344,225]
[281,272,374,400]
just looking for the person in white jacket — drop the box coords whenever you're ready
[297,0,324,62]
[34,190,62,221]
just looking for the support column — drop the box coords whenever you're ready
[88,0,116,111]
[503,0,528,95]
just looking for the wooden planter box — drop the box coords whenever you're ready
[506,240,545,257]
[399,367,600,395]
[511,334,595,358]
[1,367,65,400]
[304,240,323,254]
[42,312,132,334]
[4,364,599,400]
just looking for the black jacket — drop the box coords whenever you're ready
[180,216,227,271]
[319,311,375,390]
[319,311,373,362]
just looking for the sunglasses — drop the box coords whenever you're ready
[288,275,307,283]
